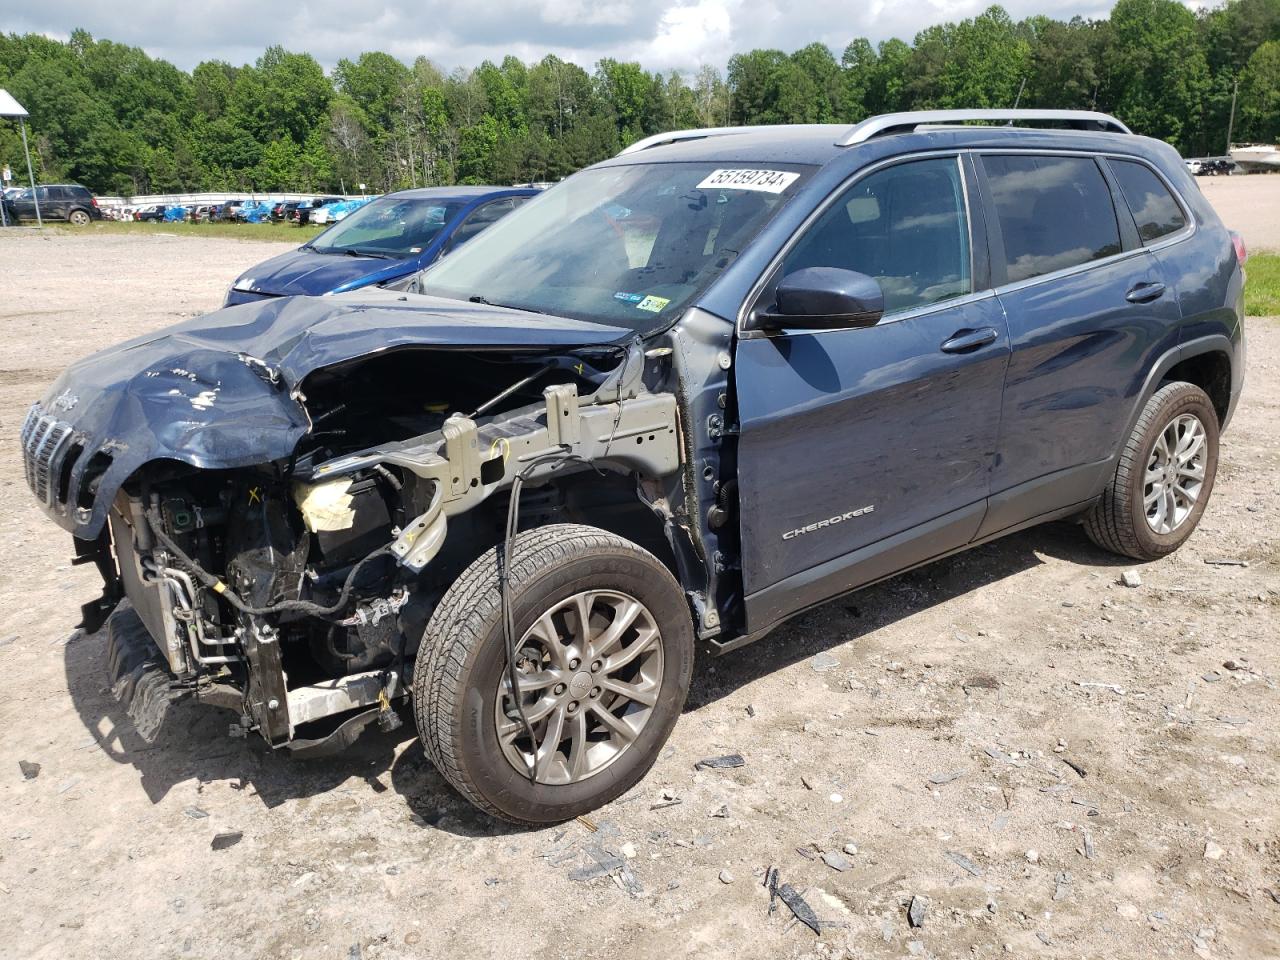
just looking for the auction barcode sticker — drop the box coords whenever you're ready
[695,168,800,194]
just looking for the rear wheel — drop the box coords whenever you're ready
[1084,381,1219,560]
[414,524,694,825]
[68,209,91,226]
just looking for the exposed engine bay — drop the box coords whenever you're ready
[70,340,685,752]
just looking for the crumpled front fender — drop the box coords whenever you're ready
[25,350,309,538]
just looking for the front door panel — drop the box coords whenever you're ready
[735,294,1009,605]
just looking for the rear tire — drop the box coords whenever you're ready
[68,209,90,226]
[1084,381,1219,560]
[414,523,694,825]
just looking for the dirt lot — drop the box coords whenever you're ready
[1,198,1278,960]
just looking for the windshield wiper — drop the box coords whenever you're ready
[340,248,392,259]
[468,295,547,315]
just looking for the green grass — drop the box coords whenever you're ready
[59,219,325,243]
[1245,252,1280,317]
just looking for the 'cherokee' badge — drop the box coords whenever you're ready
[782,505,875,541]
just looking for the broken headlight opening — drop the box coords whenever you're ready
[90,339,684,756]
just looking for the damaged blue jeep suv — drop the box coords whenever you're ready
[21,110,1245,824]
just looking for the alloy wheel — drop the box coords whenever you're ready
[1144,413,1207,535]
[494,589,663,785]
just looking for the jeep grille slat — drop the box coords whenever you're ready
[21,403,76,507]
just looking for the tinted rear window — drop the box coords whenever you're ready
[982,155,1122,284]
[1110,159,1186,243]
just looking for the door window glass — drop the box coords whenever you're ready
[781,157,971,315]
[1110,159,1187,243]
[981,155,1121,283]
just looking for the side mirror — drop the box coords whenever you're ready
[749,266,885,332]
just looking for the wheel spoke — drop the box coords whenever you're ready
[528,612,570,670]
[589,702,638,743]
[604,626,659,673]
[501,668,563,694]
[1144,484,1162,508]
[1178,430,1204,463]
[591,598,643,658]
[1164,487,1179,529]
[1151,485,1168,529]
[534,704,568,782]
[600,676,658,707]
[565,710,591,779]
[572,591,596,645]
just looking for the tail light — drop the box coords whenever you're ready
[1230,230,1247,266]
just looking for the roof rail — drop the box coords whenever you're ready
[838,109,1131,145]
[617,124,843,156]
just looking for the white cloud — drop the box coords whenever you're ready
[0,0,1208,75]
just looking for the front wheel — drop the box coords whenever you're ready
[1084,381,1219,560]
[414,524,694,825]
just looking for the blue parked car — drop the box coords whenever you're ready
[225,186,539,306]
[20,110,1245,825]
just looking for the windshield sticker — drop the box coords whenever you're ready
[637,295,670,313]
[696,168,800,194]
[613,292,644,304]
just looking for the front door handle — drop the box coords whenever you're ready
[1126,281,1166,303]
[940,327,998,353]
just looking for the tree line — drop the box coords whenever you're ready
[1,0,1279,198]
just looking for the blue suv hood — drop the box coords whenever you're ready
[233,246,412,297]
[28,289,632,538]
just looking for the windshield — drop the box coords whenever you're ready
[309,196,466,258]
[420,162,810,331]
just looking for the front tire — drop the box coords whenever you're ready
[414,524,694,825]
[1084,381,1219,560]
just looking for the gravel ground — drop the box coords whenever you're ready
[0,203,1278,960]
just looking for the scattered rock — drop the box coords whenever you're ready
[1120,570,1142,588]
[928,769,966,786]
[183,806,210,820]
[907,894,929,928]
[811,651,840,673]
[777,882,822,934]
[745,704,756,717]
[709,803,729,819]
[718,869,735,884]
[619,842,637,859]
[211,831,243,851]
[1025,849,1040,864]
[829,793,843,804]
[1203,840,1226,861]
[944,851,983,877]
[821,850,852,872]
[1052,872,1072,901]
[18,760,40,781]
[1059,756,1087,778]
[842,842,858,856]
[694,754,744,771]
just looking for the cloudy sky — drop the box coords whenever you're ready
[2,0,1210,73]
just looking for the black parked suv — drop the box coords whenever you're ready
[11,184,102,225]
[20,111,1245,824]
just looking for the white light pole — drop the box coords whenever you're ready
[0,88,41,226]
